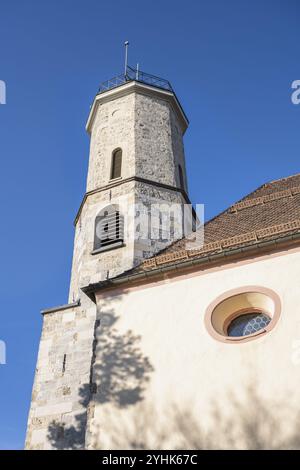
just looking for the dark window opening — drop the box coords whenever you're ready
[227,312,271,337]
[111,149,122,179]
[62,354,67,374]
[178,164,184,190]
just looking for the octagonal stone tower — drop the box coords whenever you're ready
[68,74,190,303]
[25,69,191,450]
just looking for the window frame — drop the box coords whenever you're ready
[92,204,125,254]
[204,286,281,344]
[110,148,123,180]
[225,309,271,338]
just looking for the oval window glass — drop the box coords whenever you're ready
[227,312,271,337]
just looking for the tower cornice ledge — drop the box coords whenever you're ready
[73,176,192,226]
[40,299,80,316]
[86,80,189,135]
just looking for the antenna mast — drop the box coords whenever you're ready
[124,41,129,77]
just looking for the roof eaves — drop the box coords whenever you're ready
[81,230,300,297]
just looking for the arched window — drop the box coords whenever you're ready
[111,149,122,180]
[93,205,124,252]
[178,164,184,190]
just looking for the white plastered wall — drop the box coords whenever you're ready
[89,246,300,449]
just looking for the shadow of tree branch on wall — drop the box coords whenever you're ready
[47,296,300,450]
[47,298,154,449]
[90,385,300,450]
[176,386,300,450]
[94,311,153,407]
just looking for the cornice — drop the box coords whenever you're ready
[86,80,189,135]
[74,176,191,226]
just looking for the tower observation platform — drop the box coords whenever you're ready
[98,65,174,95]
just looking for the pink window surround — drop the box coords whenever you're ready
[204,286,281,344]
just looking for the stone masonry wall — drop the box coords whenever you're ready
[68,181,186,302]
[134,92,187,188]
[86,93,135,192]
[68,181,136,303]
[133,182,186,263]
[86,89,188,194]
[25,302,96,450]
[169,106,188,192]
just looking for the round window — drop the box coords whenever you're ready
[227,312,271,337]
[204,287,281,344]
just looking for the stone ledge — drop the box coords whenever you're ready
[41,300,80,316]
[91,241,125,255]
[73,176,191,226]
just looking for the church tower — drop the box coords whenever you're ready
[68,66,190,303]
[25,65,191,449]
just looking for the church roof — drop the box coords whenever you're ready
[83,172,300,296]
[137,172,300,272]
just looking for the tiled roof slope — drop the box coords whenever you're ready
[139,172,300,272]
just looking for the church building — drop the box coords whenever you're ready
[25,65,300,450]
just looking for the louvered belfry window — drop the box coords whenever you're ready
[111,149,122,179]
[94,205,124,251]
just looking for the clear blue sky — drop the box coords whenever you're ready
[0,0,299,449]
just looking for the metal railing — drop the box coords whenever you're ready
[98,66,173,94]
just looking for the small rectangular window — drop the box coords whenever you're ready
[111,149,122,179]
[62,354,67,374]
